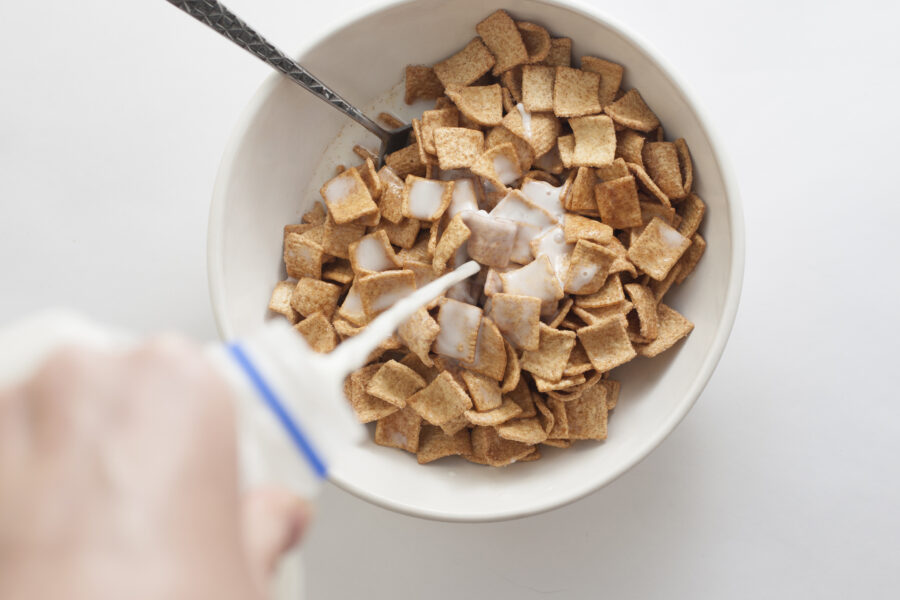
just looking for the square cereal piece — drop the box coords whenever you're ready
[564,239,617,294]
[533,148,564,175]
[460,317,507,381]
[624,283,659,340]
[445,84,503,127]
[534,395,555,435]
[500,340,521,393]
[499,255,565,304]
[542,37,572,67]
[500,108,559,158]
[434,298,483,362]
[347,363,400,423]
[408,371,473,426]
[319,168,378,225]
[497,417,547,444]
[596,157,630,181]
[421,107,460,155]
[374,406,422,453]
[433,214,471,273]
[385,143,427,179]
[490,293,541,350]
[522,65,555,112]
[465,398,523,427]
[533,372,586,393]
[547,297,574,328]
[411,119,436,167]
[580,56,624,106]
[322,260,354,285]
[627,217,691,280]
[377,166,406,224]
[434,127,484,170]
[564,166,598,214]
[470,426,534,467]
[471,143,522,187]
[336,282,367,326]
[574,271,624,308]
[357,269,417,318]
[595,175,642,229]
[553,66,602,117]
[569,115,616,167]
[563,214,614,244]
[500,66,523,101]
[545,398,569,439]
[402,259,438,290]
[405,65,444,105]
[485,126,534,172]
[637,304,694,358]
[604,89,660,132]
[627,162,670,207]
[476,10,529,76]
[433,38,496,88]
[366,359,427,408]
[397,307,440,366]
[381,217,421,250]
[268,280,299,324]
[637,200,678,232]
[461,370,503,411]
[461,210,517,268]
[563,340,593,376]
[302,202,326,225]
[677,193,706,239]
[507,377,536,418]
[403,176,453,221]
[674,138,693,194]
[557,134,575,168]
[417,425,472,464]
[322,215,366,259]
[293,312,336,353]
[520,323,577,382]
[439,414,469,437]
[616,129,645,166]
[675,233,706,285]
[290,278,342,318]
[565,383,608,440]
[283,232,324,280]
[643,142,686,200]
[516,21,551,63]
[502,86,516,112]
[577,314,636,372]
[357,157,383,201]
[283,223,315,238]
[348,230,400,274]
[400,352,439,384]
[648,263,680,302]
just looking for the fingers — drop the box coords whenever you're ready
[242,487,311,589]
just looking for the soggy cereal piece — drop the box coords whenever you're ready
[486,126,534,172]
[500,107,559,158]
[643,142,686,200]
[460,317,507,381]
[565,383,608,440]
[624,283,659,340]
[677,193,706,238]
[336,282,367,326]
[302,202,327,225]
[357,269,417,318]
[319,168,378,225]
[465,398,523,427]
[376,166,406,223]
[417,425,472,464]
[521,65,555,112]
[290,278,342,319]
[367,360,428,408]
[674,138,693,194]
[553,66,602,117]
[490,293,541,350]
[595,175,642,229]
[446,177,481,216]
[348,363,399,423]
[596,157,630,181]
[500,340,521,393]
[283,233,324,280]
[405,65,444,104]
[322,215,366,259]
[563,214,614,244]
[433,214,471,273]
[471,143,523,187]
[348,230,400,274]
[445,84,503,127]
[268,280,299,324]
[374,406,422,454]
[402,176,453,222]
[542,37,572,67]
[616,129,645,166]
[397,307,440,367]
[381,218,421,250]
[408,371,473,426]
[461,211,517,268]
[577,314,636,371]
[420,107,460,155]
[675,233,706,285]
[564,167,598,214]
[476,10,529,76]
[627,162,671,207]
[580,56,624,107]
[530,225,574,283]
[461,370,503,411]
[500,255,565,304]
[520,179,565,219]
[433,127,484,170]
[385,143,427,179]
[627,217,691,280]
[557,134,575,168]
[470,426,534,466]
[294,312,337,353]
[569,115,616,167]
[434,298,483,362]
[517,21,551,63]
[604,89,660,132]
[637,304,694,357]
[520,323,576,382]
[433,38,496,88]
[564,240,616,294]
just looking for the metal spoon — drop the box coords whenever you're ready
[164,0,412,166]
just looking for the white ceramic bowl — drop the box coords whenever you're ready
[208,0,744,522]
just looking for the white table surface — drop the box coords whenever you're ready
[2,0,898,597]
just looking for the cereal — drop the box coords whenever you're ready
[636,304,694,357]
[677,193,706,238]
[573,301,633,325]
[604,89,660,132]
[574,272,624,308]
[408,371,473,426]
[490,293,542,350]
[547,297,574,328]
[569,115,616,167]
[498,417,547,444]
[302,202,327,225]
[627,217,691,280]
[433,38,496,88]
[553,66,602,117]
[563,214,614,244]
[564,383,608,440]
[565,167,599,214]
[433,127,484,170]
[376,166,406,223]
[577,314,637,372]
[520,323,576,382]
[433,214,471,273]
[501,107,559,158]
[557,134,575,168]
[434,298,483,362]
[465,397,523,426]
[516,21,551,63]
[675,233,706,285]
[533,372,586,393]
[402,176,453,221]
[469,426,533,466]
[624,283,659,340]
[500,255,565,304]
[421,107,460,154]
[461,210,517,268]
[460,317,507,381]
[405,65,444,104]
[580,56,624,106]
[367,360,428,408]
[595,175,643,229]
[283,232,324,279]
[445,84,503,127]
[461,370,503,411]
[294,312,337,353]
[348,230,400,274]
[564,239,617,294]
[381,217,421,249]
[674,138,693,194]
[385,143,427,179]
[268,280,299,324]
[290,278,342,318]
[500,340,521,393]
[375,406,422,453]
[627,162,670,207]
[596,157,630,181]
[322,215,366,259]
[397,307,440,366]
[642,142,686,200]
[542,37,572,67]
[417,425,472,464]
[471,142,522,187]
[348,363,400,423]
[521,65,555,112]
[357,269,417,317]
[486,126,534,172]
[476,10,529,76]
[336,282,367,326]
[319,168,379,225]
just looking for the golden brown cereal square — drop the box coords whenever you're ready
[348,230,400,274]
[366,359,428,408]
[434,127,484,170]
[420,107,460,155]
[580,56,624,106]
[470,142,522,187]
[627,217,691,280]
[643,142,686,200]
[500,109,559,158]
[470,426,533,466]
[485,126,534,172]
[302,202,326,225]
[638,200,678,232]
[347,364,399,423]
[321,215,366,259]
[553,66,602,117]
[381,217,421,250]
[564,166,599,214]
[605,89,660,132]
[577,314,636,371]
[675,233,706,285]
[564,239,617,294]
[434,298,483,363]
[490,293,541,350]
[572,301,632,326]
[569,115,616,167]
[376,166,406,224]
[433,38,496,88]
[321,260,354,285]
[546,398,569,439]
[596,157,630,181]
[433,214,471,273]
[408,371,473,426]
[397,307,440,367]
[595,175,642,229]
[290,278,342,318]
[533,372,586,393]
[461,370,503,411]
[500,340,521,393]
[517,21,551,63]
[498,416,547,444]
[534,395,555,434]
[268,280,299,324]
[357,269,416,318]
[648,264,680,303]
[357,158,383,201]
[417,425,472,464]
[385,143,427,179]
[446,84,503,127]
[461,210,517,268]
[563,214,614,244]
[466,397,523,427]
[522,65,555,112]
[624,283,659,340]
[294,312,337,353]
[283,232,324,280]
[565,383,608,440]
[336,282,367,326]
[542,37,572,67]
[402,176,453,222]
[374,406,422,453]
[615,129,645,166]
[405,65,444,104]
[319,168,378,225]
[563,340,593,376]
[677,193,706,238]
[520,323,577,382]
[637,304,694,357]
[627,162,670,207]
[547,297,574,328]
[378,112,405,129]
[460,317,507,381]
[476,10,529,76]
[557,134,575,168]
[506,378,536,418]
[674,138,693,194]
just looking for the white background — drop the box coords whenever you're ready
[2,0,898,597]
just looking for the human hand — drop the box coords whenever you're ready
[0,335,309,600]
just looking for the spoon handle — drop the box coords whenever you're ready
[165,0,389,141]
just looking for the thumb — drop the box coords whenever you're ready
[242,487,311,588]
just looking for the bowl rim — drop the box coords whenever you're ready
[207,0,746,522]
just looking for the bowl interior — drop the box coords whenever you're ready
[209,0,741,521]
